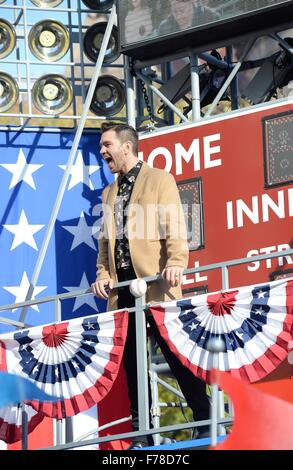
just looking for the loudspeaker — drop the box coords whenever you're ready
[29,20,70,62]
[83,22,119,64]
[0,19,16,59]
[0,72,19,112]
[81,0,114,11]
[29,0,64,7]
[89,75,125,116]
[32,74,73,114]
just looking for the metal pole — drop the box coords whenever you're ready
[54,298,61,323]
[149,337,161,445]
[190,53,201,121]
[226,46,239,110]
[161,62,174,126]
[221,266,229,290]
[134,294,150,431]
[124,55,136,128]
[65,417,74,444]
[210,355,219,446]
[19,5,117,323]
[207,337,225,447]
[55,419,65,446]
[21,403,28,450]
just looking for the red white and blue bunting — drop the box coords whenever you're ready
[149,278,293,383]
[0,310,128,419]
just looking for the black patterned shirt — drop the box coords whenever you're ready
[114,160,143,270]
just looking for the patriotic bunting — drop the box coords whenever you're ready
[0,405,44,444]
[0,310,128,419]
[149,278,293,383]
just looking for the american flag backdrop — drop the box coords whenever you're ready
[0,129,122,448]
[0,129,112,329]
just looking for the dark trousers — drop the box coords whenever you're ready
[117,267,210,441]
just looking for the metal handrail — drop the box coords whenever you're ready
[0,248,292,315]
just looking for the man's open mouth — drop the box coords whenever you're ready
[104,156,113,164]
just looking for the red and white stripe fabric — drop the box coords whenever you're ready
[0,310,128,419]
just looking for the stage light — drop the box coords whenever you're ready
[0,72,19,112]
[0,0,7,4]
[32,74,73,114]
[28,20,70,62]
[89,75,125,116]
[243,38,293,104]
[81,0,113,12]
[83,22,119,65]
[0,19,16,60]
[29,0,64,7]
[157,56,229,115]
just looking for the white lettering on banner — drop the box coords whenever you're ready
[226,188,293,229]
[203,133,222,168]
[147,146,172,172]
[247,243,293,271]
[183,261,208,285]
[175,140,200,174]
[140,133,222,175]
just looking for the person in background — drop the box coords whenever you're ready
[92,121,210,449]
[158,0,218,35]
[124,0,153,44]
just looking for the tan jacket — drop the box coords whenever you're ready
[96,162,189,310]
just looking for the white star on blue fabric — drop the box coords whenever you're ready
[63,273,99,312]
[62,211,98,251]
[3,210,44,251]
[257,290,266,299]
[254,308,264,315]
[0,148,43,190]
[59,150,100,190]
[3,271,47,312]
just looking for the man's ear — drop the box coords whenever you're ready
[124,140,133,154]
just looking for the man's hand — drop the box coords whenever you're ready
[161,266,184,288]
[91,279,114,299]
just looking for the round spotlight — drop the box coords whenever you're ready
[28,20,69,62]
[84,22,119,65]
[0,19,16,59]
[90,75,125,116]
[30,0,64,6]
[0,72,19,112]
[32,74,73,114]
[81,0,113,12]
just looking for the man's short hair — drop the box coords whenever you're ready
[101,122,138,155]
